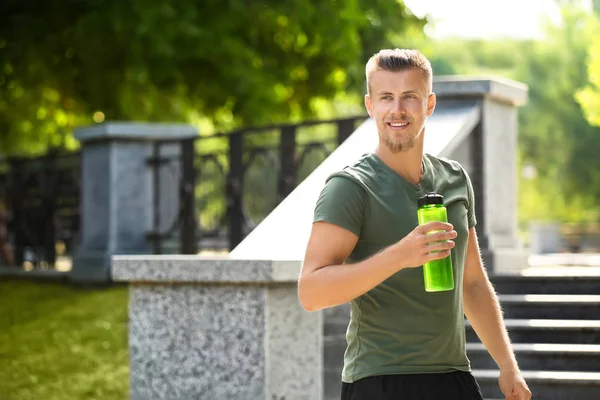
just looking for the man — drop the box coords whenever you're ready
[298,49,532,400]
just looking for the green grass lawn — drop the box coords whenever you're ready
[0,280,129,400]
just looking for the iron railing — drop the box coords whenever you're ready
[145,138,197,255]
[147,116,367,253]
[0,116,366,267]
[0,151,80,269]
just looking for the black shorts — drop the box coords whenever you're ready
[341,371,484,400]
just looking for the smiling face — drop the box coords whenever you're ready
[365,68,436,153]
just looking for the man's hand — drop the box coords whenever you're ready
[299,220,456,311]
[499,368,532,400]
[392,221,457,269]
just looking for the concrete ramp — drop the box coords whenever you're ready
[230,100,482,261]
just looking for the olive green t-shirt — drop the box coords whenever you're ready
[313,152,477,383]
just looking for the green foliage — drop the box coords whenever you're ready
[404,35,531,78]
[517,8,598,183]
[520,8,600,207]
[0,0,423,155]
[0,280,128,400]
[576,20,600,126]
[414,6,600,225]
[518,162,598,224]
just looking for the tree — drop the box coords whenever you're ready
[0,0,424,155]
[409,5,600,224]
[576,18,600,126]
[478,6,600,222]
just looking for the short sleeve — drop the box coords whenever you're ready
[461,167,477,228]
[313,175,366,236]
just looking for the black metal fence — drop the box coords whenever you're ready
[148,116,367,253]
[3,115,598,270]
[0,116,366,269]
[0,151,80,269]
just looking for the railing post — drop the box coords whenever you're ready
[227,132,244,250]
[469,121,489,250]
[44,151,57,266]
[149,142,162,255]
[180,138,197,254]
[9,159,25,267]
[337,118,356,145]
[278,125,297,203]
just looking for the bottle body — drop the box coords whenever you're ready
[417,203,454,292]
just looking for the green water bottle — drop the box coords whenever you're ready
[417,192,454,292]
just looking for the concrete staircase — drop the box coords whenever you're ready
[323,273,600,400]
[470,274,600,400]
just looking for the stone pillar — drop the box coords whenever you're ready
[231,78,529,275]
[111,256,323,400]
[434,77,529,273]
[71,122,197,283]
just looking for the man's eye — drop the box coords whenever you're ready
[381,96,392,100]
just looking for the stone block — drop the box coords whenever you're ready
[112,256,323,400]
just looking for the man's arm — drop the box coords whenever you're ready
[463,226,516,369]
[463,226,531,400]
[298,220,456,312]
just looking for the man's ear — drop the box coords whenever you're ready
[427,92,436,117]
[365,94,373,118]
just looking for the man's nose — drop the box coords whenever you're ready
[391,99,406,115]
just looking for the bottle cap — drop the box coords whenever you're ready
[418,192,444,208]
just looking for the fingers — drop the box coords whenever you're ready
[422,229,457,244]
[418,221,453,233]
[508,385,532,400]
[425,249,451,261]
[517,387,532,400]
[517,381,532,400]
[425,239,455,253]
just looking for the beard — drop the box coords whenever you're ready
[381,131,417,153]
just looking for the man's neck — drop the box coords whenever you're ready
[375,138,425,185]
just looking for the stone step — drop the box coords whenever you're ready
[467,343,600,372]
[465,319,600,344]
[328,337,600,372]
[330,318,600,346]
[326,296,600,334]
[490,274,600,295]
[473,369,600,400]
[498,294,600,320]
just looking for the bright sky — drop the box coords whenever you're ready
[404,0,592,39]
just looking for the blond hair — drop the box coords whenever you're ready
[365,49,432,95]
